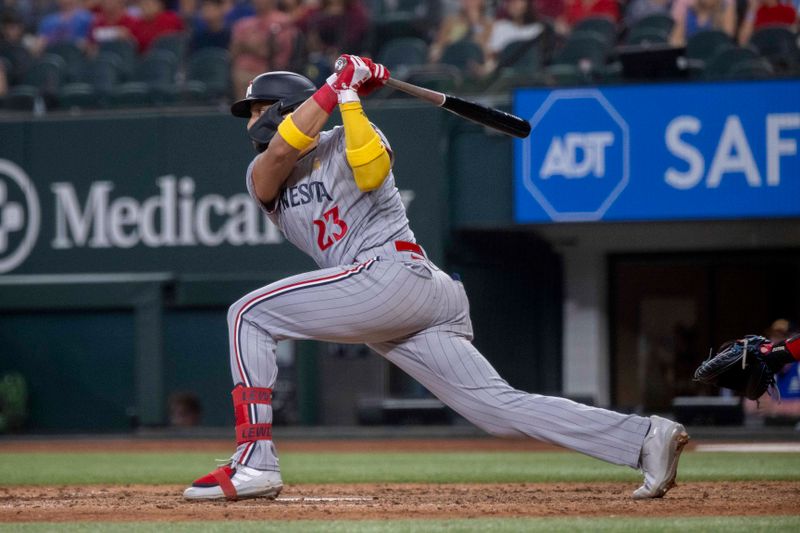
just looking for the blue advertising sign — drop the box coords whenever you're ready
[513,80,800,223]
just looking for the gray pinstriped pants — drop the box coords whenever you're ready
[226,246,650,472]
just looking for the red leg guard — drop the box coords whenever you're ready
[232,385,273,445]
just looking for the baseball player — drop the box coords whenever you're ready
[183,55,690,502]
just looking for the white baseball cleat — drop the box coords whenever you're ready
[183,464,283,501]
[633,415,690,500]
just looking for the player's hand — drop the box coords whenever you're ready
[357,58,390,97]
[325,55,389,103]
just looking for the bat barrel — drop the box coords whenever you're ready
[442,96,531,139]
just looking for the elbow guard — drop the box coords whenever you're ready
[346,136,390,191]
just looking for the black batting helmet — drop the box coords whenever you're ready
[232,71,317,152]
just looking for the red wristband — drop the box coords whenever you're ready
[312,84,337,114]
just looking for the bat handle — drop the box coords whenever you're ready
[384,78,446,107]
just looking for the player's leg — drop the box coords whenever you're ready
[186,257,452,500]
[369,330,688,498]
[369,329,650,466]
[367,274,688,498]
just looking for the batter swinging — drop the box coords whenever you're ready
[184,55,690,502]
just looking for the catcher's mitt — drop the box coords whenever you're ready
[693,335,776,401]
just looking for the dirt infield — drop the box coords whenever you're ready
[2,481,798,522]
[1,438,798,522]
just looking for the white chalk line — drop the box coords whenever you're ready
[275,496,376,503]
[694,442,800,453]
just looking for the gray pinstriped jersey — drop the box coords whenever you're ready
[246,125,415,269]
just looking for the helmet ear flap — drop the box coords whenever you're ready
[248,101,287,153]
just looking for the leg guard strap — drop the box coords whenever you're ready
[236,423,273,444]
[232,385,273,445]
[210,466,238,501]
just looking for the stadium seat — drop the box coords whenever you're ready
[3,85,39,111]
[573,16,617,46]
[98,39,137,79]
[0,43,33,84]
[370,0,436,52]
[133,49,180,105]
[686,30,735,65]
[58,82,98,110]
[179,79,210,105]
[23,54,67,97]
[749,26,800,74]
[108,81,153,108]
[186,47,230,100]
[399,64,463,93]
[150,33,187,62]
[45,42,86,82]
[439,39,485,76]
[551,32,609,74]
[626,26,670,45]
[543,63,586,85]
[496,38,542,72]
[724,57,774,80]
[83,53,124,95]
[703,47,761,79]
[633,13,674,34]
[483,68,542,93]
[377,37,428,71]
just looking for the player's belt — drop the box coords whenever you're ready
[394,240,424,256]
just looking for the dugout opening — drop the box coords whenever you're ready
[609,249,800,413]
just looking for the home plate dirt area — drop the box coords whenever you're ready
[1,439,798,522]
[2,482,798,522]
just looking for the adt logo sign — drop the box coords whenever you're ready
[521,89,630,221]
[0,159,40,273]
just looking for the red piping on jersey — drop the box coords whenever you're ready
[394,240,424,256]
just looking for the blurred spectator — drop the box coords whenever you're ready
[189,0,231,51]
[737,0,797,44]
[229,0,297,100]
[1,8,27,47]
[625,0,672,26]
[225,0,254,26]
[3,0,58,33]
[535,0,567,20]
[299,1,369,58]
[34,0,93,53]
[281,0,314,24]
[670,0,735,45]
[558,0,620,33]
[131,0,185,53]
[88,0,138,48]
[485,0,544,70]
[168,392,202,427]
[429,0,493,63]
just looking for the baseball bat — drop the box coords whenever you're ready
[384,78,531,139]
[332,57,531,138]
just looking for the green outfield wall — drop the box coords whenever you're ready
[0,103,562,431]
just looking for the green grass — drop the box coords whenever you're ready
[1,451,799,486]
[1,517,800,532]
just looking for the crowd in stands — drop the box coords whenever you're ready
[0,0,797,110]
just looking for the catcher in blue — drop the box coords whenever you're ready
[183,54,691,502]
